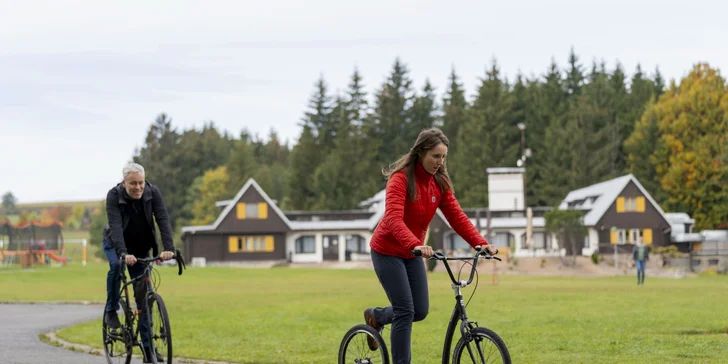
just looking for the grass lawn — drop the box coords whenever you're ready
[1,264,727,363]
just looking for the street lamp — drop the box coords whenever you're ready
[517,122,531,254]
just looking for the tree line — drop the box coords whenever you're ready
[107,49,728,237]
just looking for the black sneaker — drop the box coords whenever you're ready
[104,310,121,329]
[143,347,164,363]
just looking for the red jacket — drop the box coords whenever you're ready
[369,163,489,259]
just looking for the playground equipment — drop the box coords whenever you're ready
[0,220,69,268]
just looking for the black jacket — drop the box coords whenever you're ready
[632,245,650,261]
[103,181,175,256]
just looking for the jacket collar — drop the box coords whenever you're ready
[415,162,434,182]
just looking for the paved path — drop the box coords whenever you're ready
[0,303,114,364]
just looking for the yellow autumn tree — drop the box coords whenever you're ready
[626,63,728,229]
[188,166,231,226]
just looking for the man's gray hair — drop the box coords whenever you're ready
[122,162,145,179]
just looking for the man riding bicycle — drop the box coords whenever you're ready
[103,162,175,363]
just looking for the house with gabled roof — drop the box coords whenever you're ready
[558,174,673,255]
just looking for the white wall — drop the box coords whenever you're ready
[287,231,372,263]
[488,173,525,211]
[581,228,600,256]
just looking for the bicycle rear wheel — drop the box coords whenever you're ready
[338,324,389,364]
[148,293,173,364]
[452,327,511,364]
[102,300,132,364]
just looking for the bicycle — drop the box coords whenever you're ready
[102,248,186,364]
[337,245,511,364]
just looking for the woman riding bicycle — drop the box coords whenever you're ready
[364,127,497,364]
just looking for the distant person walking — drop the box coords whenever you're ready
[633,237,650,285]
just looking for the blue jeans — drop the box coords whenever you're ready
[635,260,646,284]
[103,240,152,348]
[370,249,429,364]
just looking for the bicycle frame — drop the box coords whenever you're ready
[413,246,500,364]
[112,249,185,353]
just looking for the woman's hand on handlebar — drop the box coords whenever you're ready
[484,245,498,256]
[413,245,434,258]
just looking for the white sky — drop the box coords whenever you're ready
[1,0,726,203]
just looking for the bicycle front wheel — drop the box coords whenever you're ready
[148,293,173,364]
[452,327,511,364]
[102,300,132,364]
[338,324,389,364]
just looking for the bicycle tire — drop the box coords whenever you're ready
[102,300,132,364]
[338,324,390,364]
[148,293,173,364]
[452,327,511,364]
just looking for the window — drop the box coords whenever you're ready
[617,196,645,213]
[708,259,719,266]
[493,232,513,248]
[520,232,549,249]
[228,235,274,253]
[619,229,627,244]
[296,235,316,254]
[630,229,641,244]
[236,202,269,219]
[246,204,259,218]
[346,235,367,253]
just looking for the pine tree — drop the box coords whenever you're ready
[653,66,665,100]
[225,132,258,194]
[449,61,515,207]
[369,58,416,169]
[441,67,468,156]
[286,125,321,210]
[608,62,630,175]
[537,60,571,205]
[132,113,183,230]
[408,79,438,141]
[565,47,585,97]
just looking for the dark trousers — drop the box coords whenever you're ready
[103,240,152,348]
[370,249,429,364]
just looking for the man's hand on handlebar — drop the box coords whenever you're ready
[124,254,137,266]
[484,245,498,256]
[160,251,174,261]
[412,245,434,258]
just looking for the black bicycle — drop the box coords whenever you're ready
[102,248,186,364]
[337,245,511,364]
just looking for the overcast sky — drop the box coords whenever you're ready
[1,0,726,203]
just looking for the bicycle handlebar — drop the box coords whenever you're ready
[119,248,187,277]
[411,246,500,286]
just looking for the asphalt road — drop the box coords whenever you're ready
[1,303,116,364]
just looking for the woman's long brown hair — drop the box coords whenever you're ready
[382,127,453,201]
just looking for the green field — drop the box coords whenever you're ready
[1,265,727,363]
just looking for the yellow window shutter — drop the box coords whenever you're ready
[616,197,625,213]
[228,236,238,252]
[236,203,247,219]
[258,202,268,219]
[636,197,645,212]
[265,236,274,252]
[643,229,653,245]
[610,231,618,244]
